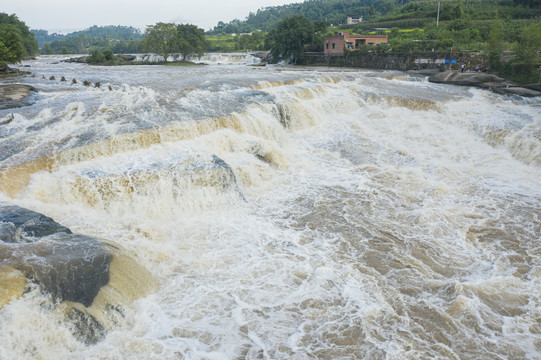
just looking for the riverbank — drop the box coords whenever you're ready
[304,52,541,97]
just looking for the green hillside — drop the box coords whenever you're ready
[208,0,401,34]
[208,0,541,35]
[31,26,143,54]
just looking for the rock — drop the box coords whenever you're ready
[0,205,72,242]
[502,86,541,98]
[0,204,156,344]
[116,54,136,62]
[408,69,440,77]
[0,205,112,306]
[429,70,506,86]
[64,56,89,63]
[0,84,36,110]
[427,70,541,97]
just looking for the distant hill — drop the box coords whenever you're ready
[31,25,143,48]
[208,0,541,35]
[207,0,404,34]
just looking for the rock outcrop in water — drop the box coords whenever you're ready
[0,205,112,306]
[420,70,541,97]
[0,204,156,344]
[0,84,36,110]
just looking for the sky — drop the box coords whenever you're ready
[2,0,301,33]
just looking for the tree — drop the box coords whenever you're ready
[268,16,314,64]
[103,49,114,61]
[0,13,37,67]
[313,20,330,34]
[509,22,541,83]
[176,24,206,60]
[0,24,25,66]
[42,42,53,54]
[87,49,105,64]
[487,12,504,72]
[143,22,180,63]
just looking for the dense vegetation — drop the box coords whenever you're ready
[32,25,144,54]
[209,0,540,36]
[3,0,538,83]
[0,13,38,68]
[208,0,402,35]
[267,16,315,63]
[143,23,206,62]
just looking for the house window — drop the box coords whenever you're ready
[332,43,335,49]
[326,43,329,49]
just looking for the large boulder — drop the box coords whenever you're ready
[428,70,508,87]
[0,84,36,110]
[428,70,541,97]
[0,204,156,344]
[0,205,112,306]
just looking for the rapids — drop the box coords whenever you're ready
[0,55,540,359]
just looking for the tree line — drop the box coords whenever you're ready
[35,26,144,55]
[0,13,38,69]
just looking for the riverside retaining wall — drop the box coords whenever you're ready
[304,52,456,71]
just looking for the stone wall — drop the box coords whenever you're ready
[304,52,454,71]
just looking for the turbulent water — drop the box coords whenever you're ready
[1,55,540,359]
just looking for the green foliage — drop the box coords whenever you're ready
[103,49,114,61]
[87,49,105,64]
[0,24,25,64]
[236,31,268,51]
[501,21,541,83]
[513,0,541,7]
[34,26,144,55]
[206,35,238,52]
[42,43,53,55]
[208,0,401,35]
[142,22,207,62]
[488,12,504,72]
[177,24,207,59]
[0,13,37,65]
[314,21,331,34]
[143,22,180,62]
[268,16,314,64]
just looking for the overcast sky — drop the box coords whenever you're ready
[3,0,300,33]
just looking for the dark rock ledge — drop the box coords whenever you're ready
[409,69,541,97]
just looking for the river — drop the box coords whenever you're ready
[0,55,540,359]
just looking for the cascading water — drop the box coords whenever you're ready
[135,53,262,65]
[0,55,540,359]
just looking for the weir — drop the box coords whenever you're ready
[0,57,540,358]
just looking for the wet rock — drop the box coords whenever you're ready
[501,86,541,97]
[0,205,71,241]
[428,70,505,86]
[0,84,36,110]
[428,70,541,97]
[64,56,89,63]
[116,54,136,62]
[0,205,112,306]
[67,305,107,344]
